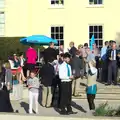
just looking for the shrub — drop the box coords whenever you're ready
[0,37,44,61]
[94,102,120,117]
[94,102,116,116]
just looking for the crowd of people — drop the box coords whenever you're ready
[0,40,120,115]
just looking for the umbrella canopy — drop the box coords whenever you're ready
[20,35,58,45]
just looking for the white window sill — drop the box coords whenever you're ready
[49,4,64,9]
[87,4,104,8]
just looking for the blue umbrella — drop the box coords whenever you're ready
[20,35,58,45]
[90,35,95,50]
[20,35,58,62]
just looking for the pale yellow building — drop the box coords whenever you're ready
[1,0,120,49]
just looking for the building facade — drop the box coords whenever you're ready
[1,0,120,49]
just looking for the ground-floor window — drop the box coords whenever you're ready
[0,12,5,36]
[51,26,64,47]
[89,25,103,49]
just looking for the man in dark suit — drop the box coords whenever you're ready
[71,51,83,96]
[106,41,120,85]
[43,42,58,63]
[69,42,77,58]
[40,59,55,107]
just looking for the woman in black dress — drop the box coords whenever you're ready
[0,61,14,112]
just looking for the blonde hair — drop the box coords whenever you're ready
[78,44,83,49]
[5,61,11,69]
[89,59,96,68]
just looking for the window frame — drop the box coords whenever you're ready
[50,0,64,8]
[88,0,104,7]
[0,0,5,8]
[0,12,5,36]
[51,25,64,47]
[89,24,103,49]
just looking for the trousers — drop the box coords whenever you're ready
[60,81,72,112]
[42,86,52,107]
[29,91,39,113]
[87,94,96,110]
[72,77,81,95]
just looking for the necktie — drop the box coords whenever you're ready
[66,64,70,77]
[112,50,114,60]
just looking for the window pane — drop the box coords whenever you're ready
[60,27,63,32]
[94,33,98,39]
[94,0,98,4]
[99,33,102,39]
[51,27,54,33]
[59,40,64,45]
[98,26,102,32]
[89,40,91,45]
[60,34,63,39]
[99,40,103,46]
[89,33,93,39]
[89,26,93,32]
[61,0,64,5]
[56,27,59,33]
[51,0,55,4]
[51,34,55,39]
[89,0,94,4]
[56,0,59,4]
[98,0,102,4]
[94,26,98,32]
[56,34,59,39]
[95,40,98,46]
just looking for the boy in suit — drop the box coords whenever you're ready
[59,52,77,115]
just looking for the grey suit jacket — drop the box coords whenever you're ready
[71,56,83,77]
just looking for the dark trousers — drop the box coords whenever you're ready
[87,94,96,110]
[101,59,108,83]
[60,81,72,112]
[95,56,100,79]
[108,60,117,84]
[52,75,61,107]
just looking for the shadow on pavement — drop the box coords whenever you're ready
[20,102,29,113]
[71,101,87,113]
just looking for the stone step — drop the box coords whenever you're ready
[73,93,120,100]
[79,88,120,94]
[10,88,120,101]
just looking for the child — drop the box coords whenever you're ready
[86,59,97,113]
[27,71,39,114]
[12,74,20,100]
[4,61,12,91]
[59,52,77,115]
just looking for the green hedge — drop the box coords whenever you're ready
[0,37,44,61]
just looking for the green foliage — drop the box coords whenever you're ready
[0,37,44,61]
[94,102,120,117]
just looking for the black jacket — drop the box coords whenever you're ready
[43,47,57,63]
[69,46,77,58]
[0,86,14,112]
[106,49,119,61]
[40,63,55,87]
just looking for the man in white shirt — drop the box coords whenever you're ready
[59,53,77,115]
